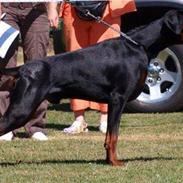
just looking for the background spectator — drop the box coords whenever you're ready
[0,2,49,141]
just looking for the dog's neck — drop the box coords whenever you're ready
[128,14,182,58]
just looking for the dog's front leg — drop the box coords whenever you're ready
[0,77,46,135]
[104,92,127,166]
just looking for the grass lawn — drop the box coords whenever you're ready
[0,100,183,183]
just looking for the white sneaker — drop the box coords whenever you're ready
[99,121,107,133]
[0,131,14,141]
[32,132,48,141]
[63,121,88,134]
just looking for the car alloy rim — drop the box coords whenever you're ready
[137,48,182,104]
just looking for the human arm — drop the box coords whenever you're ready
[47,2,59,28]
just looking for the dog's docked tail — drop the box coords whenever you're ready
[0,66,21,78]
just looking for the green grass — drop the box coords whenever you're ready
[0,100,183,183]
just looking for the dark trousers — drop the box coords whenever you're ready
[0,3,49,136]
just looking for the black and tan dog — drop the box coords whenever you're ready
[0,10,183,166]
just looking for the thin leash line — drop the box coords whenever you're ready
[85,10,139,46]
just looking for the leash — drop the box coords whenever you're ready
[68,0,139,46]
[85,10,139,46]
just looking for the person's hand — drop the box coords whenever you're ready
[47,3,59,29]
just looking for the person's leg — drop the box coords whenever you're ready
[20,7,49,140]
[62,6,92,133]
[63,110,88,134]
[99,112,108,134]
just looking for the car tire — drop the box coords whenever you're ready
[126,45,183,113]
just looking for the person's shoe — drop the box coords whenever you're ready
[63,121,88,134]
[32,132,48,141]
[0,131,14,141]
[99,121,107,133]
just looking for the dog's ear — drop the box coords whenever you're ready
[163,10,183,34]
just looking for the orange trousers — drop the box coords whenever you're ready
[61,1,136,112]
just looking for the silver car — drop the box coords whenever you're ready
[123,0,183,112]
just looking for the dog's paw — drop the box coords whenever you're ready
[106,159,125,166]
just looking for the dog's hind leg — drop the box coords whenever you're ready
[104,92,127,166]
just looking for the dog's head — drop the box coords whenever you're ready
[163,10,183,40]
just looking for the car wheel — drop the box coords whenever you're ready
[126,45,183,112]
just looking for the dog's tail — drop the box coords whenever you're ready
[0,66,21,78]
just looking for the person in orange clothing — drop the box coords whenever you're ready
[48,0,136,134]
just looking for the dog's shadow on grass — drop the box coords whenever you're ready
[0,156,182,167]
[14,124,98,139]
[48,103,71,112]
[46,123,98,132]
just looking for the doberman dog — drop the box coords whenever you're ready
[0,10,183,166]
